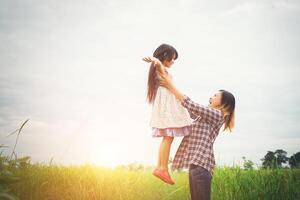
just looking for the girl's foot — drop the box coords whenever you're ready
[152,168,175,185]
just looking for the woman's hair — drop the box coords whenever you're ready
[146,44,178,104]
[219,89,235,132]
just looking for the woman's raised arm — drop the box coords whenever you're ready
[157,71,185,102]
[158,71,223,124]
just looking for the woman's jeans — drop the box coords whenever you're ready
[189,164,212,200]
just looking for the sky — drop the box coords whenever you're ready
[0,0,299,168]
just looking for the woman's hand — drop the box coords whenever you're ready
[157,71,174,91]
[143,56,185,102]
[157,71,185,103]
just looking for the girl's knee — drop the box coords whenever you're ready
[163,136,174,143]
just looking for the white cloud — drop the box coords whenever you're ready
[1,0,299,167]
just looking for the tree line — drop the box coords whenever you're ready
[242,149,300,170]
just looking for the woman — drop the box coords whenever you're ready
[158,71,235,200]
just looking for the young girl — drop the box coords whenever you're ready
[143,44,193,185]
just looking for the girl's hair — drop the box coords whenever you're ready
[146,44,178,104]
[219,89,235,132]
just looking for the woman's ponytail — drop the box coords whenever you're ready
[223,110,235,132]
[219,90,235,132]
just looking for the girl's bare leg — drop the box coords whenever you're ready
[157,135,174,171]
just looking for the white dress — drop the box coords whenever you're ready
[149,71,193,137]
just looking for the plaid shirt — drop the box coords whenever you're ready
[171,95,225,176]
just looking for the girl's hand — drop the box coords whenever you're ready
[143,56,166,76]
[142,56,161,66]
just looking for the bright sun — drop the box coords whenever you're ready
[90,143,123,167]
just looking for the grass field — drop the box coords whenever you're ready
[4,163,300,200]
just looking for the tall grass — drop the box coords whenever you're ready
[1,120,300,200]
[5,164,300,200]
[1,119,30,200]
[10,164,190,200]
[212,166,300,200]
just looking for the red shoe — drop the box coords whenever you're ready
[152,168,175,185]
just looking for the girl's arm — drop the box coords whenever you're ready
[142,56,166,75]
[158,72,223,124]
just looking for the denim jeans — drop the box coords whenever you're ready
[189,164,212,200]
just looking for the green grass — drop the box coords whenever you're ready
[6,164,300,200]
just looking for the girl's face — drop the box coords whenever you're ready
[209,91,222,108]
[162,54,176,68]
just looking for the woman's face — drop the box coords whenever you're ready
[209,91,223,108]
[162,54,176,68]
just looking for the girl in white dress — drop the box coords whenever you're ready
[143,44,193,185]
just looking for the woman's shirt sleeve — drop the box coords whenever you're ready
[181,94,223,124]
[188,111,198,120]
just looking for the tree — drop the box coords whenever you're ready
[261,149,288,169]
[289,151,300,168]
[274,149,289,166]
[261,151,276,169]
[242,156,254,170]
